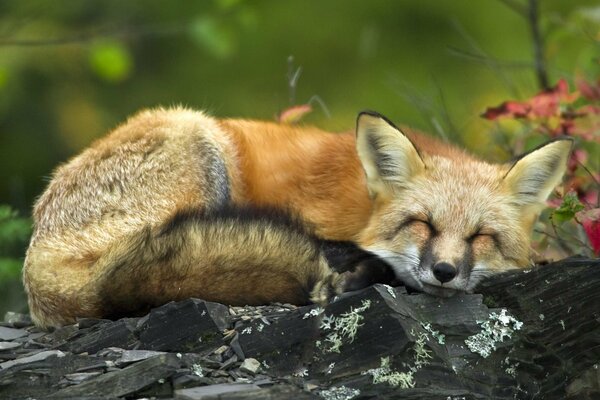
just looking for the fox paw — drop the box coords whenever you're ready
[310,272,345,306]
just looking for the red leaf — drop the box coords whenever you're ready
[482,101,530,120]
[580,208,600,255]
[278,104,312,124]
[482,79,579,121]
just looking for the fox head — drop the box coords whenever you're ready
[355,111,572,297]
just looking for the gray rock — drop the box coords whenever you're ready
[0,341,21,350]
[239,358,261,375]
[175,383,260,399]
[0,326,27,341]
[49,354,182,398]
[114,349,166,366]
[0,349,65,369]
[3,312,32,328]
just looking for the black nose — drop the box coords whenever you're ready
[433,262,457,284]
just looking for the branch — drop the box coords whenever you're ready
[527,0,549,90]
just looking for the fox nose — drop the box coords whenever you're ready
[432,262,457,284]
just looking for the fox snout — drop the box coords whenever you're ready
[432,262,457,283]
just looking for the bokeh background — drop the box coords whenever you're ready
[1,0,599,314]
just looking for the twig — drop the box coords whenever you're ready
[527,0,549,90]
[446,47,534,70]
[287,56,302,106]
[307,95,331,119]
[448,20,521,98]
[576,160,600,208]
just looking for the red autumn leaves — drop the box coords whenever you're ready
[483,79,600,141]
[483,78,600,255]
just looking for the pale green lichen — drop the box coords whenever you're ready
[363,357,415,388]
[319,386,361,400]
[421,322,445,345]
[465,309,523,358]
[413,330,433,368]
[363,327,435,388]
[320,300,371,353]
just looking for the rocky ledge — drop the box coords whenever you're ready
[0,257,599,400]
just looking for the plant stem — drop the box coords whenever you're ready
[528,0,549,90]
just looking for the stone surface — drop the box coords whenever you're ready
[0,327,27,341]
[0,349,65,370]
[138,299,229,352]
[50,354,182,398]
[239,358,261,375]
[175,383,261,399]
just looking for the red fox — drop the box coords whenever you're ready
[23,108,571,328]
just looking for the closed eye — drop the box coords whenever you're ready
[467,230,499,245]
[395,217,436,235]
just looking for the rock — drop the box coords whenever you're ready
[49,354,182,398]
[3,312,32,328]
[0,349,65,370]
[138,299,229,352]
[59,319,137,354]
[0,342,21,351]
[0,327,27,341]
[239,358,261,375]
[114,349,167,366]
[62,371,103,384]
[174,383,260,399]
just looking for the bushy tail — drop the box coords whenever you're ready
[86,206,345,320]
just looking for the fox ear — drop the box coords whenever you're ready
[356,111,425,197]
[503,139,572,207]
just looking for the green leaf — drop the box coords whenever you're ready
[89,40,133,83]
[551,192,585,224]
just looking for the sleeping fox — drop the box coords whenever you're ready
[23,108,571,328]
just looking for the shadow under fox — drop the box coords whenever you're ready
[23,108,571,328]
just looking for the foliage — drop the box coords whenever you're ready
[0,205,31,314]
[0,205,31,280]
[483,79,600,256]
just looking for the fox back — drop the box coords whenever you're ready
[23,107,571,328]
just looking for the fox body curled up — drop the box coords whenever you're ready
[23,108,571,328]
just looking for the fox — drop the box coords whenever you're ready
[23,107,571,329]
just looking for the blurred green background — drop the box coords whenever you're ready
[0,0,599,315]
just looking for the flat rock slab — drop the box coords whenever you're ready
[59,319,137,354]
[50,353,182,398]
[0,342,21,351]
[138,299,230,352]
[0,349,65,370]
[0,327,27,341]
[175,383,261,399]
